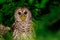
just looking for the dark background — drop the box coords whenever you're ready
[0,0,60,40]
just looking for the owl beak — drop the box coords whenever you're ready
[21,14,26,21]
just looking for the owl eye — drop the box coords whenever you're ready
[18,12,21,15]
[24,11,27,15]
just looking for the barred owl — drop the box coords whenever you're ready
[12,7,36,40]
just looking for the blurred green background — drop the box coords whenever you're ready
[0,0,60,40]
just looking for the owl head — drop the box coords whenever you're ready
[14,7,32,21]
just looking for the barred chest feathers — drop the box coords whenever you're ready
[13,21,34,40]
